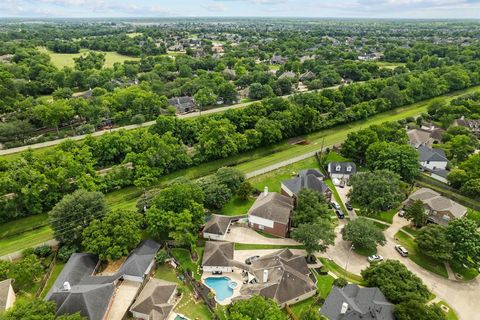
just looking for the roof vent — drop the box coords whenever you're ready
[341,302,348,314]
[263,269,269,283]
[62,281,71,291]
[263,186,268,196]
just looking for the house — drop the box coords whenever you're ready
[203,214,233,240]
[46,240,160,320]
[320,284,394,320]
[281,169,332,202]
[403,188,467,225]
[453,116,480,137]
[278,71,296,80]
[237,249,317,307]
[418,145,448,171]
[168,96,196,114]
[129,278,177,320]
[407,128,443,148]
[299,71,316,82]
[0,279,16,312]
[327,162,356,183]
[202,241,234,273]
[247,188,294,238]
[270,55,287,65]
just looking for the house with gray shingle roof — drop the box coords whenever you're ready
[403,188,467,225]
[327,162,356,183]
[320,284,394,320]
[202,241,234,273]
[130,278,177,320]
[0,279,15,312]
[247,188,294,237]
[203,214,233,240]
[418,145,449,183]
[281,168,332,202]
[236,249,316,307]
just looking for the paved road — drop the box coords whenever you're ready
[0,239,58,261]
[0,85,344,157]
[322,214,479,320]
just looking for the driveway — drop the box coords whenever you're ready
[233,249,306,264]
[105,280,141,320]
[319,214,480,320]
[224,225,299,245]
[334,185,357,220]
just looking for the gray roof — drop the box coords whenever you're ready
[328,162,357,175]
[320,284,394,320]
[239,249,316,305]
[248,192,294,225]
[168,96,196,113]
[282,169,329,197]
[418,145,448,162]
[204,214,232,236]
[202,241,234,267]
[46,240,160,320]
[0,279,13,311]
[406,188,467,220]
[130,278,176,319]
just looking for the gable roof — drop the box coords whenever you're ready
[202,241,234,267]
[328,162,357,175]
[168,96,196,112]
[239,249,316,305]
[248,192,294,225]
[0,279,14,312]
[282,169,329,197]
[119,240,160,278]
[204,214,232,236]
[130,278,176,319]
[407,188,467,219]
[407,129,435,147]
[320,284,394,320]
[418,145,448,162]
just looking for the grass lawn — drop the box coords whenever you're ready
[170,247,204,281]
[354,246,377,256]
[402,225,421,237]
[322,151,349,164]
[394,231,448,278]
[319,258,366,285]
[450,261,479,281]
[436,301,459,320]
[155,264,212,320]
[0,213,49,239]
[359,207,398,224]
[38,47,140,69]
[234,243,304,250]
[218,196,255,216]
[290,272,335,318]
[39,262,65,298]
[0,225,53,257]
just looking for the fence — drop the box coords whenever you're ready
[35,250,58,297]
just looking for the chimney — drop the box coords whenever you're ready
[62,282,71,291]
[263,269,269,283]
[263,186,268,196]
[340,302,348,314]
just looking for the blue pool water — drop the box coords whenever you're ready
[174,315,189,320]
[204,277,236,301]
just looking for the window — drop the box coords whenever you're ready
[258,224,264,230]
[426,161,430,164]
[336,165,341,171]
[346,166,352,172]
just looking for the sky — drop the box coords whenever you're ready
[0,0,480,19]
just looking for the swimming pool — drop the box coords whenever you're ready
[174,315,189,320]
[204,277,237,302]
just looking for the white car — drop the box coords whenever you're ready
[367,254,384,263]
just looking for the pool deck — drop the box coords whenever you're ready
[201,270,244,305]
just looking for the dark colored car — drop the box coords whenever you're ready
[345,202,353,210]
[335,209,345,219]
[245,255,260,265]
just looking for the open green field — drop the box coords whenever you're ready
[38,47,140,69]
[0,225,53,257]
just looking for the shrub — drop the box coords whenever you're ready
[333,277,348,288]
[57,245,78,262]
[34,245,52,258]
[131,114,146,124]
[155,249,169,266]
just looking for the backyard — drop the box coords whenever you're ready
[290,271,335,318]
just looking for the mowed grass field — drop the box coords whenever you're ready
[38,47,140,69]
[1,86,480,256]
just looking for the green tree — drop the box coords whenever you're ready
[445,218,480,266]
[0,299,86,320]
[255,118,283,145]
[366,142,419,183]
[416,225,453,261]
[460,178,480,198]
[444,135,476,163]
[197,119,243,160]
[9,254,44,291]
[292,221,335,262]
[293,189,330,226]
[215,167,245,193]
[194,88,217,110]
[237,181,254,200]
[300,308,324,320]
[348,170,404,214]
[32,100,75,134]
[49,189,108,247]
[341,128,379,164]
[197,176,232,209]
[404,199,428,228]
[228,295,286,320]
[361,260,431,304]
[394,300,446,320]
[82,209,142,261]
[341,217,386,252]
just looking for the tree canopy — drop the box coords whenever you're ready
[341,217,386,252]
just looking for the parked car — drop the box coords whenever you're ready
[330,201,341,210]
[335,209,345,219]
[245,255,260,265]
[339,180,346,188]
[345,202,353,210]
[398,210,405,217]
[395,245,409,257]
[367,254,383,262]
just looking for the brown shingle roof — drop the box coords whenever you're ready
[204,214,232,236]
[248,192,294,225]
[202,241,234,267]
[130,278,176,319]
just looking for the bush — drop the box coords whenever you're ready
[22,248,35,256]
[76,124,95,135]
[333,277,348,288]
[156,249,169,266]
[57,245,78,262]
[34,245,52,258]
[131,114,146,124]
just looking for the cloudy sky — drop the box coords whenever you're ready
[1,0,479,19]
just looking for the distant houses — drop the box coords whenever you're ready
[453,116,480,137]
[270,55,287,65]
[168,96,196,114]
[281,169,332,202]
[407,127,443,148]
[247,188,294,238]
[403,188,467,225]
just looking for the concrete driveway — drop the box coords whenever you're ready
[105,280,141,320]
[234,249,307,264]
[224,225,299,245]
[319,214,480,320]
[334,185,357,220]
